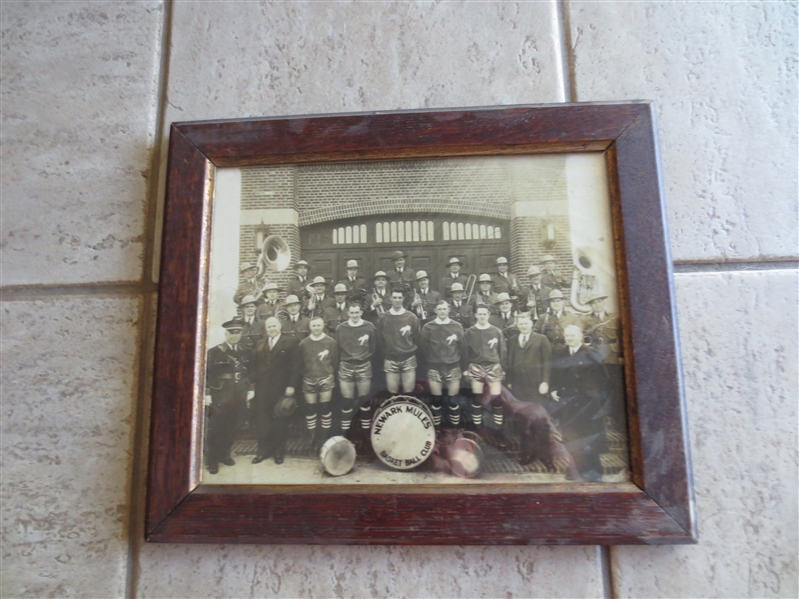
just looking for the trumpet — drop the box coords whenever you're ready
[464,273,477,305]
[413,289,427,320]
[371,289,386,315]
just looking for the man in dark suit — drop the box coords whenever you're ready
[204,319,253,474]
[489,292,520,345]
[250,317,301,465]
[506,312,551,405]
[549,324,611,481]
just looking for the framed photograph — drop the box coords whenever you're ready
[147,103,696,544]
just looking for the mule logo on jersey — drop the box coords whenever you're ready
[446,334,458,345]
[318,349,330,361]
[400,325,412,336]
[487,337,498,349]
[358,334,369,346]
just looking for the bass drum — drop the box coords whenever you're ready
[320,436,356,477]
[371,395,435,471]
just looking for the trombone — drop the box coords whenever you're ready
[464,273,477,305]
[413,289,427,320]
[371,289,386,316]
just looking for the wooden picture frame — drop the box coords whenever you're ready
[146,103,697,545]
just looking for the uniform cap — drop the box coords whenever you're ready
[274,395,298,417]
[312,276,327,286]
[373,270,388,280]
[450,282,465,292]
[346,259,358,268]
[494,292,512,304]
[262,282,279,292]
[391,250,407,260]
[239,262,256,272]
[478,273,493,283]
[296,260,309,268]
[540,254,556,263]
[528,265,542,275]
[415,270,429,281]
[333,283,348,293]
[447,257,462,266]
[239,294,261,306]
[496,257,509,265]
[547,289,565,301]
[585,292,608,303]
[283,294,301,305]
[222,318,245,331]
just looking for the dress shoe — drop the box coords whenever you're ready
[273,452,285,465]
[221,456,236,466]
[207,462,219,474]
[251,453,268,464]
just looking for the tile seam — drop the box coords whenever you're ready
[601,546,616,598]
[556,0,577,103]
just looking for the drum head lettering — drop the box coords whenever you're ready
[371,396,436,470]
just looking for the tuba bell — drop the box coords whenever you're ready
[257,234,291,275]
[571,246,602,313]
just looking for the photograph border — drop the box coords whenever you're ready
[146,103,697,545]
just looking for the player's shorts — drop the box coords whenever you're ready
[427,363,462,384]
[383,355,417,374]
[338,360,373,383]
[302,375,335,394]
[468,362,505,384]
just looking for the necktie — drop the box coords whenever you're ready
[520,335,527,347]
[269,338,275,350]
[292,316,297,323]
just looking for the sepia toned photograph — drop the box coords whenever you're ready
[201,153,629,486]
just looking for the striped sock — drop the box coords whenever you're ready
[471,394,483,426]
[431,395,443,427]
[447,395,461,426]
[305,404,318,432]
[492,404,504,427]
[341,402,354,431]
[360,404,372,429]
[321,408,333,431]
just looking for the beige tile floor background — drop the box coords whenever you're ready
[1,1,796,597]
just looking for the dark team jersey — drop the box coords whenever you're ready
[336,320,377,362]
[377,309,420,360]
[299,335,338,378]
[464,324,507,367]
[421,319,465,366]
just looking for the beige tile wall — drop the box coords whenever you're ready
[1,1,796,598]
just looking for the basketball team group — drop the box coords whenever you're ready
[205,250,622,480]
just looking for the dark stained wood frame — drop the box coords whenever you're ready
[147,103,697,544]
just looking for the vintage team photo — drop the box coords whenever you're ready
[201,154,630,485]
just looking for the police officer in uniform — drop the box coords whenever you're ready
[204,319,252,474]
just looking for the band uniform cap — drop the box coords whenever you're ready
[262,282,280,292]
[585,292,609,303]
[222,318,245,331]
[450,282,465,292]
[274,395,298,418]
[346,259,358,268]
[415,270,429,281]
[239,294,261,306]
[540,254,556,263]
[547,289,565,301]
[283,294,301,305]
[447,257,462,266]
[496,256,509,265]
[373,270,388,280]
[239,262,256,272]
[528,265,542,275]
[494,292,512,304]
[333,283,348,293]
[296,260,309,268]
[391,250,407,260]
[312,276,327,285]
[478,273,493,283]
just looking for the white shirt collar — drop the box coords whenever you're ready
[268,333,281,345]
[389,307,406,315]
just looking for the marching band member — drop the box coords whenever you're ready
[305,275,334,319]
[491,256,520,297]
[286,260,311,300]
[339,259,367,307]
[540,254,567,290]
[521,265,552,323]
[377,289,421,395]
[323,283,350,336]
[299,316,339,449]
[580,293,620,365]
[439,256,469,297]
[335,303,377,435]
[386,250,416,306]
[280,294,310,341]
[448,282,475,329]
[233,262,262,305]
[463,305,507,432]
[489,292,520,345]
[537,289,582,354]
[239,294,265,349]
[411,270,440,325]
[256,282,283,321]
[420,300,465,428]
[367,270,392,323]
[474,273,497,312]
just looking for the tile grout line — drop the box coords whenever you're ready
[557,0,578,103]
[125,0,175,597]
[601,546,616,598]
[2,260,796,301]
